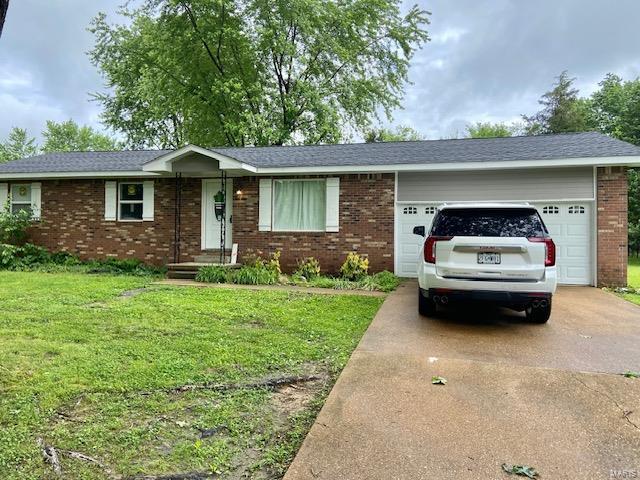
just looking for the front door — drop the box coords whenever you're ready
[202,179,233,250]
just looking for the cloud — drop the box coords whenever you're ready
[1,0,639,143]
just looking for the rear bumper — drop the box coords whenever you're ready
[417,262,557,294]
[423,288,551,307]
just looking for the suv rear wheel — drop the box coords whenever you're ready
[525,300,552,323]
[418,289,437,317]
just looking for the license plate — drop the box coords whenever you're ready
[477,252,501,264]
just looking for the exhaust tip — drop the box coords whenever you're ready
[540,299,548,308]
[440,296,449,305]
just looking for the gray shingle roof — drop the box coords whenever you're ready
[0,150,170,173]
[212,132,640,168]
[0,132,638,174]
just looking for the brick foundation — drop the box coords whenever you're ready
[597,166,628,287]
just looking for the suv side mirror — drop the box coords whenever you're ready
[413,226,426,237]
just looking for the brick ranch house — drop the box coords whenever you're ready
[0,131,637,287]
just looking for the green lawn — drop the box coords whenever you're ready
[621,257,640,305]
[0,272,383,479]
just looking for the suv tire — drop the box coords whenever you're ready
[418,289,437,317]
[525,300,552,324]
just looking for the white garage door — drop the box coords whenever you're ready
[533,202,592,285]
[395,202,592,285]
[396,204,437,277]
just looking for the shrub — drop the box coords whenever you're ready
[0,205,33,245]
[369,271,401,292]
[267,250,281,275]
[295,257,321,280]
[83,258,164,276]
[233,265,278,285]
[196,265,230,283]
[0,243,50,269]
[340,252,369,280]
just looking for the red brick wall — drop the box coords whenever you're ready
[597,166,628,287]
[232,174,395,274]
[27,178,203,265]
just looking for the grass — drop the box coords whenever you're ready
[617,256,640,305]
[0,271,383,479]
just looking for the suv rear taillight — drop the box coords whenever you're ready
[424,236,452,263]
[528,237,556,267]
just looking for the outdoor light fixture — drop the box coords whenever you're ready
[236,189,242,196]
[214,190,226,221]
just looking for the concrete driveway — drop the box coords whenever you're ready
[284,282,640,480]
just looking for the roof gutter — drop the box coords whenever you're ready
[1,155,639,180]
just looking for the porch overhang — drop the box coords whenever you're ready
[142,145,257,174]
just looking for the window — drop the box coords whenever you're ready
[272,179,326,231]
[11,184,32,215]
[431,208,546,237]
[568,205,585,214]
[425,206,436,215]
[403,206,417,215]
[119,183,144,221]
[542,205,559,215]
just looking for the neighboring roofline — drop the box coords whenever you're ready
[142,144,258,173]
[1,155,640,180]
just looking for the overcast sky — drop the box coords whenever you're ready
[1,0,640,144]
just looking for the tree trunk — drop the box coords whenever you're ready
[0,0,9,38]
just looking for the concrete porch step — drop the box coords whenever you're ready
[166,261,240,280]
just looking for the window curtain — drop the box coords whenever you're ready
[273,180,326,230]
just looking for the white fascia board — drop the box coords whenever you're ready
[142,144,257,173]
[0,171,164,180]
[252,155,640,174]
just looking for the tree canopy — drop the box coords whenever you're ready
[465,122,516,138]
[89,0,430,149]
[41,120,120,152]
[523,71,594,135]
[364,125,423,142]
[0,128,37,163]
[0,120,120,163]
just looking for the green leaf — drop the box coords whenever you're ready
[431,376,447,385]
[622,371,640,378]
[501,463,539,478]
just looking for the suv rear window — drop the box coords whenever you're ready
[431,208,546,237]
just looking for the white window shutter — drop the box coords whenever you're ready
[258,178,272,231]
[104,181,117,221]
[0,183,8,209]
[30,182,42,220]
[143,180,154,221]
[325,177,340,232]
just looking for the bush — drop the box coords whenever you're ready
[233,265,278,285]
[340,252,369,280]
[83,258,164,276]
[196,265,231,283]
[0,205,33,245]
[369,271,401,292]
[295,257,321,280]
[0,243,51,270]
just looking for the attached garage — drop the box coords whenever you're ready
[395,167,595,285]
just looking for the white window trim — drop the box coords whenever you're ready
[117,182,145,222]
[271,178,327,233]
[10,183,32,212]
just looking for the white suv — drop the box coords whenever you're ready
[414,203,557,323]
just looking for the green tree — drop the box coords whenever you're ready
[89,0,430,148]
[523,71,593,134]
[364,125,424,142]
[466,122,516,138]
[0,127,38,163]
[590,73,640,146]
[41,120,121,152]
